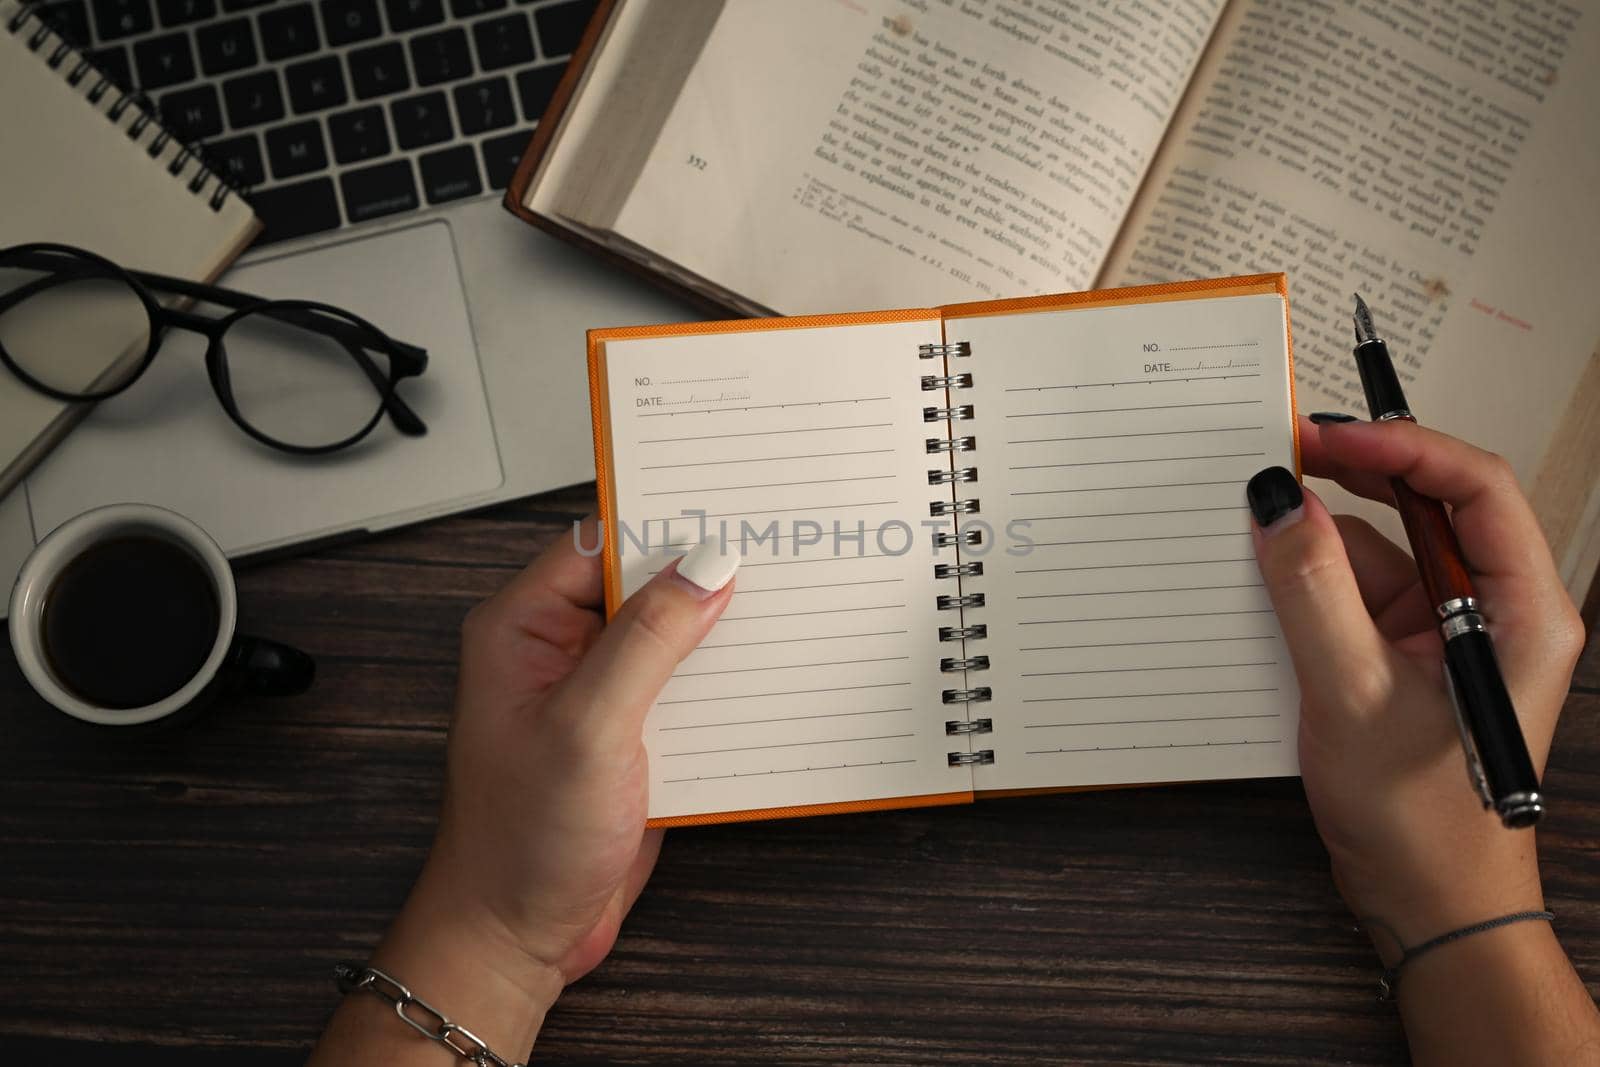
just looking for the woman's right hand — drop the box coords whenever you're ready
[1245,416,1586,959]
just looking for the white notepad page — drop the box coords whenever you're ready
[950,293,1302,792]
[599,318,971,821]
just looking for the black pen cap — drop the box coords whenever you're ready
[1354,337,1411,420]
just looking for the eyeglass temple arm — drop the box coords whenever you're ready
[3,252,428,373]
[140,270,430,376]
[337,330,428,437]
[0,271,70,314]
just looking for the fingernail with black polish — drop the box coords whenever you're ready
[1308,411,1360,424]
[1246,466,1304,529]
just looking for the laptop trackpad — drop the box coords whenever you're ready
[25,221,504,555]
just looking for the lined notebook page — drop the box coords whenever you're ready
[597,318,969,822]
[949,293,1301,792]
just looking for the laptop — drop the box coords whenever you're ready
[0,0,694,600]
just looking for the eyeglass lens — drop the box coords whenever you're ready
[220,305,393,450]
[0,255,151,397]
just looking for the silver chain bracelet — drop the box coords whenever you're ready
[334,962,527,1067]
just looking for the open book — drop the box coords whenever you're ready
[590,273,1301,826]
[509,0,1600,604]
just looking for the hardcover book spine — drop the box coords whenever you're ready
[919,341,994,768]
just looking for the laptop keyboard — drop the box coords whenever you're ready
[34,0,597,245]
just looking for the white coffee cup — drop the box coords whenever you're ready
[8,503,312,725]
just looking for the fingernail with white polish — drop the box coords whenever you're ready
[674,540,740,598]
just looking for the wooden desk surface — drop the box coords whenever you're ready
[3,486,1597,1065]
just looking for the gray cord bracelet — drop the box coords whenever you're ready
[1378,910,1554,1001]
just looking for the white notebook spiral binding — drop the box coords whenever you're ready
[919,340,995,768]
[5,0,241,211]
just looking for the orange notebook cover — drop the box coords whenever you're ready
[589,274,1297,828]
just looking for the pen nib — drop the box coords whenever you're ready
[1353,293,1378,344]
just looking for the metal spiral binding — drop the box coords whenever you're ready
[919,341,972,359]
[5,0,240,212]
[939,624,987,641]
[945,718,992,735]
[926,435,976,454]
[933,529,981,548]
[925,337,993,765]
[928,467,977,485]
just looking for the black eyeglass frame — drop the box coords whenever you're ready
[0,242,430,455]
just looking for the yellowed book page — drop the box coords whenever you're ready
[599,318,974,821]
[1100,0,1600,598]
[948,292,1300,791]
[607,0,1227,314]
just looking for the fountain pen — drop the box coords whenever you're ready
[1351,294,1543,828]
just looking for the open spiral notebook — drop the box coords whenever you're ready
[588,273,1303,826]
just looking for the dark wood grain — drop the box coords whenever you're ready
[2,486,1596,1065]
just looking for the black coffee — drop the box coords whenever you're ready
[42,535,221,709]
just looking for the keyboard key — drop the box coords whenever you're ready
[409,27,470,87]
[265,119,329,179]
[453,77,512,135]
[514,63,559,122]
[383,0,442,31]
[91,0,153,41]
[329,105,389,164]
[348,41,409,99]
[481,127,531,189]
[196,17,257,76]
[222,70,284,128]
[221,0,273,9]
[472,12,533,72]
[133,31,195,90]
[340,159,417,223]
[449,0,502,15]
[250,176,342,244]
[160,83,223,139]
[533,0,594,58]
[285,55,348,113]
[419,145,482,204]
[39,1,91,45]
[319,0,380,46]
[204,132,265,186]
[87,46,132,90]
[390,90,451,148]
[155,0,214,27]
[260,3,320,61]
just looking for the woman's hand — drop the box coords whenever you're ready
[1248,416,1584,953]
[1247,415,1599,1065]
[311,522,735,1063]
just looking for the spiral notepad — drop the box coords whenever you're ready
[589,274,1304,826]
[0,0,260,495]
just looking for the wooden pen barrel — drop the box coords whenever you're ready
[1392,478,1476,612]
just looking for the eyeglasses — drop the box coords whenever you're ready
[0,242,429,455]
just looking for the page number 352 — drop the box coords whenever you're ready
[686,154,708,170]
